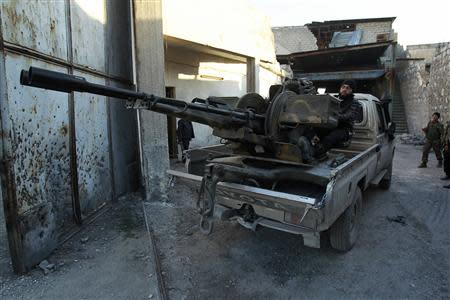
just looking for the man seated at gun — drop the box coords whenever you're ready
[314,80,362,158]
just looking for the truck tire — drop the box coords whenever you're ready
[329,187,362,252]
[378,163,392,190]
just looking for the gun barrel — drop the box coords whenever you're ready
[20,67,264,129]
[21,67,145,98]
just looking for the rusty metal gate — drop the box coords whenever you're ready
[0,1,139,273]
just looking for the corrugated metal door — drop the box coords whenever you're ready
[0,0,137,273]
[0,54,73,271]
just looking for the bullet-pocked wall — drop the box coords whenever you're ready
[0,0,139,273]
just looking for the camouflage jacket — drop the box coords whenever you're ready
[337,94,362,131]
[443,123,450,146]
[424,121,444,142]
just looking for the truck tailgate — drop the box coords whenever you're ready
[167,169,316,211]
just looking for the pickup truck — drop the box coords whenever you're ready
[168,93,396,252]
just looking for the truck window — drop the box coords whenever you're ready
[355,101,363,123]
[376,103,387,133]
[382,102,391,124]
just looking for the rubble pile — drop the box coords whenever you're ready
[398,133,425,145]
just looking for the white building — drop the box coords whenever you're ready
[162,0,284,149]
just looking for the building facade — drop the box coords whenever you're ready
[163,0,284,148]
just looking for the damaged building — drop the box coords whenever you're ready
[273,17,406,133]
[396,42,450,135]
[273,18,450,136]
[273,17,397,95]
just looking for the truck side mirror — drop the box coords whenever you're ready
[387,122,396,140]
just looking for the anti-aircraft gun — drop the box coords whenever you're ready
[20,67,342,234]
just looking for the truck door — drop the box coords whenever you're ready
[375,102,391,173]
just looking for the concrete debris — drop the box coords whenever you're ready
[386,215,407,226]
[398,134,425,145]
[38,259,56,275]
[134,252,146,260]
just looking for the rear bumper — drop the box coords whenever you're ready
[213,204,321,248]
[168,169,324,246]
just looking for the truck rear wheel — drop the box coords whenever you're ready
[379,163,392,190]
[329,187,362,252]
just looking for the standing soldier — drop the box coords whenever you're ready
[177,118,195,162]
[418,112,444,168]
[442,121,450,187]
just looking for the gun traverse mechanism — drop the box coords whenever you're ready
[20,67,341,234]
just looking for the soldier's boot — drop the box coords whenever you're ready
[437,160,443,168]
[418,162,427,168]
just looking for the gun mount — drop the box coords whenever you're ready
[20,67,343,234]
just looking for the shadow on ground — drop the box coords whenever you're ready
[145,143,449,299]
[0,194,158,300]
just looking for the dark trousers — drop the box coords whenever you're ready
[181,139,190,151]
[179,139,190,162]
[422,139,442,163]
[321,128,349,151]
[444,147,450,175]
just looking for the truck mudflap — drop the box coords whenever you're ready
[167,169,317,234]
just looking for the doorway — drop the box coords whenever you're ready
[166,87,178,158]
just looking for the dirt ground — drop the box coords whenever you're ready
[0,193,10,286]
[1,143,449,299]
[0,194,159,300]
[147,143,449,299]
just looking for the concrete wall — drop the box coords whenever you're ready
[272,26,318,55]
[258,64,283,98]
[163,0,283,147]
[356,21,393,44]
[165,47,247,147]
[162,0,277,63]
[133,0,169,201]
[165,47,282,147]
[428,46,450,123]
[396,60,430,135]
[397,45,450,135]
[407,43,450,64]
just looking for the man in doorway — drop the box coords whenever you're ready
[314,80,362,158]
[177,118,195,162]
[418,112,444,168]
